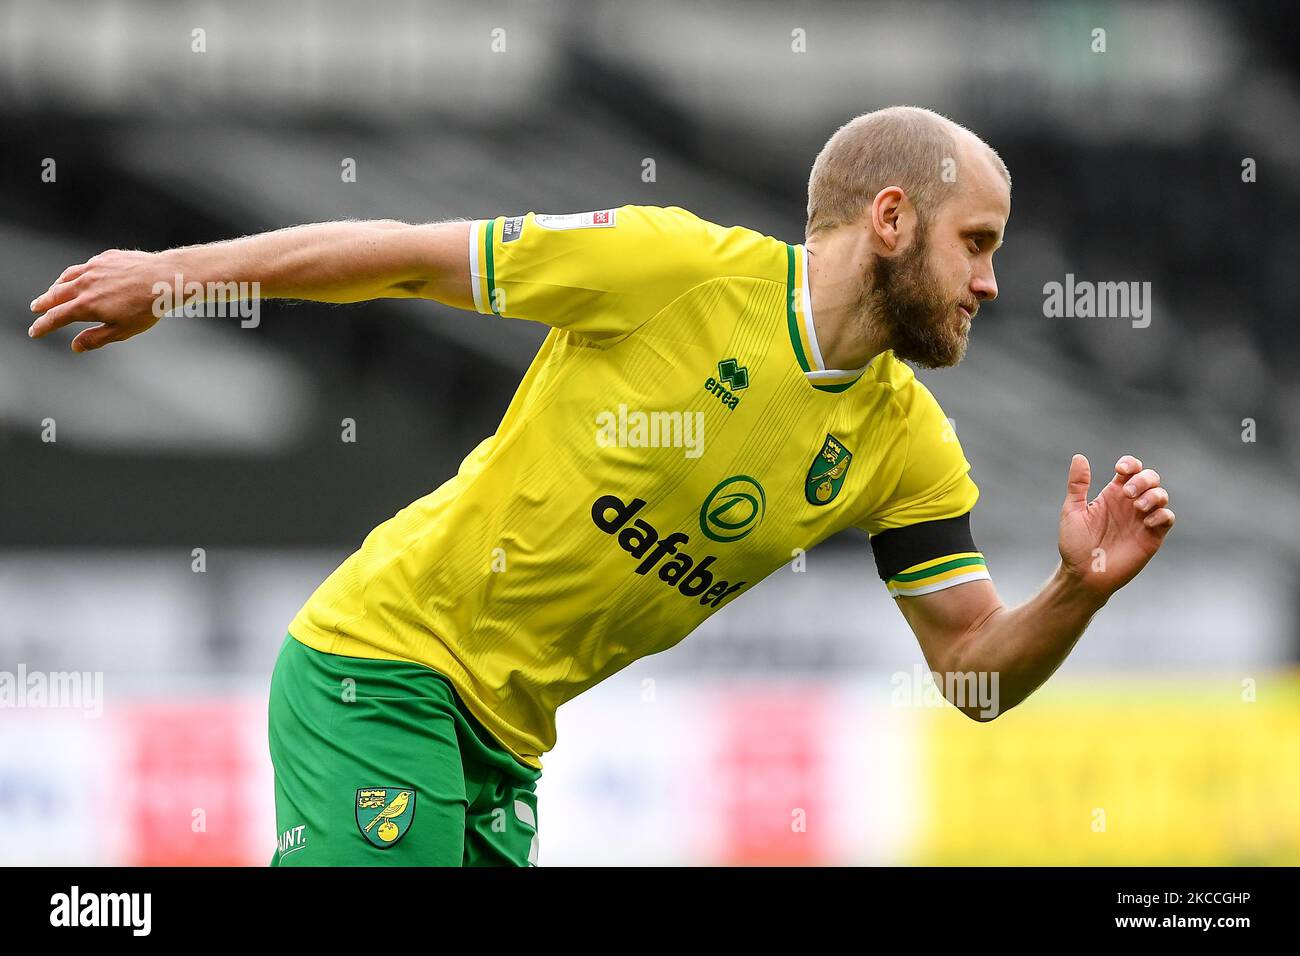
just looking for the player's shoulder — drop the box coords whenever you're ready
[862,354,976,526]
[868,351,929,407]
[868,353,952,439]
[617,203,764,236]
[615,205,791,280]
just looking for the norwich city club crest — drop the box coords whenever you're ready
[355,787,416,848]
[805,434,853,505]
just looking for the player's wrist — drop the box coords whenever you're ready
[161,241,252,292]
[151,246,202,292]
[1051,560,1111,611]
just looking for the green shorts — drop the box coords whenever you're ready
[268,633,542,866]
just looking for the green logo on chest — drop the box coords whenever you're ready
[700,474,766,542]
[717,358,749,391]
[704,358,749,410]
[805,434,853,505]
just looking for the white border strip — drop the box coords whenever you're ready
[468,220,485,314]
[801,243,872,382]
[801,244,826,371]
[888,568,991,598]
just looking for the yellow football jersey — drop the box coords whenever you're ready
[288,205,989,769]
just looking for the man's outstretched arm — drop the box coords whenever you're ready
[896,454,1175,720]
[28,220,473,352]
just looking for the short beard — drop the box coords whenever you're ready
[857,218,968,370]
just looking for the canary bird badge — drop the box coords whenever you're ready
[805,434,853,505]
[355,787,417,848]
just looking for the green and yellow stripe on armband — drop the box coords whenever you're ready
[869,512,990,598]
[884,552,990,598]
[468,217,502,316]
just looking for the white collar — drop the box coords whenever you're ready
[801,244,872,381]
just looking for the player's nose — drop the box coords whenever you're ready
[972,264,998,302]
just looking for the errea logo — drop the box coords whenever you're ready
[704,358,749,410]
[717,358,748,390]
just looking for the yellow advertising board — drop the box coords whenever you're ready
[916,674,1300,865]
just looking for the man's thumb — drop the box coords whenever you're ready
[1064,453,1091,512]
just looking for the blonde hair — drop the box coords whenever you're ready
[806,106,1008,237]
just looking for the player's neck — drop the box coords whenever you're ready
[805,230,890,371]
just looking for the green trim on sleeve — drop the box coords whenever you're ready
[485,218,499,315]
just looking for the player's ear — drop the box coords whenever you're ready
[869,186,907,252]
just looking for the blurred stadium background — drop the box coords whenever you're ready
[1,0,1298,865]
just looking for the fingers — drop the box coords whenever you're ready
[1110,454,1142,482]
[28,299,92,339]
[30,275,84,319]
[1063,453,1091,512]
[1111,456,1170,523]
[1143,507,1175,530]
[1122,467,1161,499]
[70,324,118,353]
[1134,486,1169,514]
[54,261,90,286]
[29,257,101,335]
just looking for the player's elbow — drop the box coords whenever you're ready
[935,634,1007,723]
[954,702,1003,723]
[951,684,1017,722]
[942,668,1008,723]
